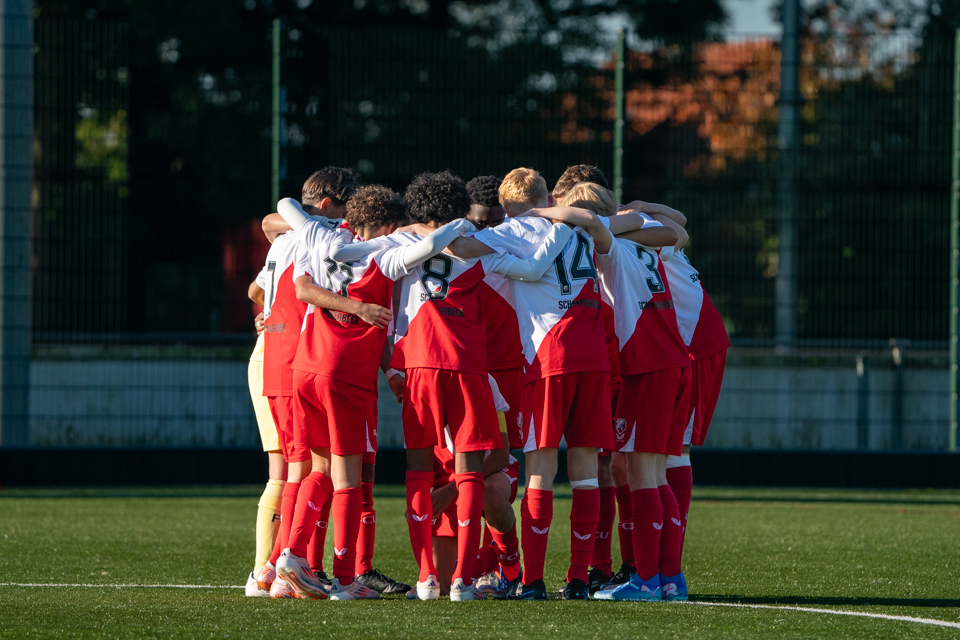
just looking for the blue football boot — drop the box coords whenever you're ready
[659,572,688,601]
[594,573,662,601]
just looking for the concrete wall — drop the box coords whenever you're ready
[28,356,951,451]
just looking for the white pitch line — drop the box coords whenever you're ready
[1,583,958,630]
[0,583,242,590]
[686,600,960,630]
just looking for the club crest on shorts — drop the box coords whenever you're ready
[615,418,628,439]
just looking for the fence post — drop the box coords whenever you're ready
[856,354,870,450]
[776,0,801,347]
[0,0,33,446]
[950,28,960,453]
[613,28,624,204]
[891,341,904,450]
[948,29,960,451]
[271,18,281,208]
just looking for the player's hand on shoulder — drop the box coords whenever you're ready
[448,218,477,235]
[358,302,392,329]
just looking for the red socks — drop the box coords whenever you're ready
[289,473,334,558]
[631,488,662,581]
[405,471,436,582]
[331,487,362,585]
[667,465,693,556]
[521,488,553,586]
[567,488,600,583]
[307,498,331,572]
[268,481,301,565]
[615,484,634,569]
[355,481,375,576]
[490,524,521,582]
[592,486,616,575]
[658,484,683,577]
[472,543,499,581]
[453,472,485,586]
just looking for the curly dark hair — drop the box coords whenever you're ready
[345,184,408,231]
[466,175,502,208]
[552,165,609,200]
[302,166,360,207]
[404,171,472,224]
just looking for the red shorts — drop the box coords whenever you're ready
[598,382,621,459]
[364,391,379,464]
[691,349,727,446]
[402,369,502,453]
[615,367,692,455]
[268,396,310,463]
[293,370,377,457]
[433,500,458,538]
[491,367,523,450]
[519,371,613,452]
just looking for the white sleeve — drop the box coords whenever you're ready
[606,212,662,229]
[595,234,625,269]
[397,219,475,270]
[485,223,573,281]
[329,233,395,263]
[255,265,270,290]
[369,220,474,281]
[278,198,341,251]
[474,218,543,257]
[488,374,510,413]
[292,242,314,281]
[639,212,662,227]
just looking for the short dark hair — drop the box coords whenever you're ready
[404,171,471,224]
[466,175,502,208]
[302,167,360,207]
[552,165,609,200]
[344,185,408,231]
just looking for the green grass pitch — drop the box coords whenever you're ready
[1,485,959,639]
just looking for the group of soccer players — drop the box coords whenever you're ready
[244,163,729,601]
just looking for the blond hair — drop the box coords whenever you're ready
[498,168,549,215]
[558,182,618,217]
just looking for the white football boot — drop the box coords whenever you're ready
[275,549,328,599]
[416,574,441,600]
[245,571,270,597]
[450,577,485,601]
[328,578,381,600]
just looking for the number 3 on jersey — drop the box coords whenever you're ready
[636,247,665,294]
[554,230,598,295]
[420,254,451,301]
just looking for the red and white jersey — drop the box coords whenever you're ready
[600,295,621,387]
[475,217,608,384]
[595,236,691,376]
[291,219,413,392]
[481,274,524,371]
[256,231,308,397]
[380,232,518,375]
[662,248,730,359]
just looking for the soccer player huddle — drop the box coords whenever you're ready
[244,163,729,602]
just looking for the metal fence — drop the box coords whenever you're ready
[25,16,957,451]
